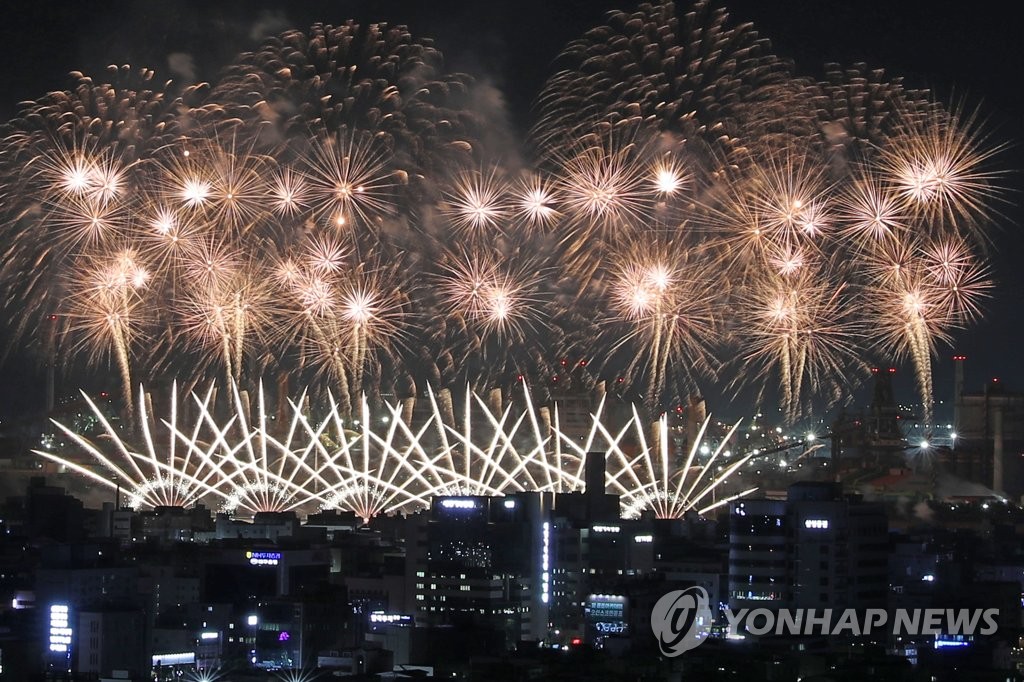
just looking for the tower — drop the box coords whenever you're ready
[953,354,966,436]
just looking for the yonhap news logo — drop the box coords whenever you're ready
[650,586,714,656]
[650,593,1001,657]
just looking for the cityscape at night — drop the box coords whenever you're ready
[0,1,1021,680]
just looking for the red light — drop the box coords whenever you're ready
[517,375,524,382]
[560,358,568,367]
[48,314,58,321]
[675,405,683,413]
[888,368,896,374]
[100,392,108,398]
[871,367,879,374]
[993,377,1000,383]
[578,359,587,367]
[571,638,582,646]
[552,376,559,383]
[616,377,624,383]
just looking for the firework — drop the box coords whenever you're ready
[532,0,797,172]
[0,1,1006,428]
[36,381,753,521]
[207,21,484,169]
[604,242,721,404]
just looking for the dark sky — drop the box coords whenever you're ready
[0,0,1020,422]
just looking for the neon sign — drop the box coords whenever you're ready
[49,604,72,653]
[440,499,476,510]
[542,522,550,604]
[246,551,281,566]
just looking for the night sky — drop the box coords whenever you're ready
[0,0,1020,423]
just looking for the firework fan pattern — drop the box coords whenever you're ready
[34,381,752,521]
[0,1,1005,427]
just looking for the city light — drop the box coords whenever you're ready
[541,521,550,605]
[440,499,477,510]
[48,604,71,654]
[246,551,281,566]
[0,1,1011,680]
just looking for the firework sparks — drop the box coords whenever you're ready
[36,381,756,520]
[0,1,1006,428]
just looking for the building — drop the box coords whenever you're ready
[954,370,1024,498]
[728,499,789,610]
[76,609,147,678]
[409,492,551,645]
[728,482,888,615]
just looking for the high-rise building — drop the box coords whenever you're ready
[728,483,887,613]
[409,492,551,644]
[728,499,789,610]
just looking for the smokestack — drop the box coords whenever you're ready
[953,355,966,434]
[584,451,606,495]
[993,404,1004,493]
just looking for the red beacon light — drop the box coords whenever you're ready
[578,359,587,367]
[888,367,897,374]
[571,637,583,646]
[871,367,879,374]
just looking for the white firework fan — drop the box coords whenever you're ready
[36,379,756,522]
[556,400,757,519]
[34,383,224,509]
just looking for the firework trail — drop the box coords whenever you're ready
[35,381,751,521]
[0,2,1006,427]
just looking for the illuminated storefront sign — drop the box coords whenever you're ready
[152,652,196,666]
[440,499,476,510]
[585,594,628,637]
[542,522,550,604]
[246,551,281,566]
[370,611,413,624]
[49,604,72,653]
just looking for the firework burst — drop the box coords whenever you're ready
[0,1,1007,428]
[36,381,755,520]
